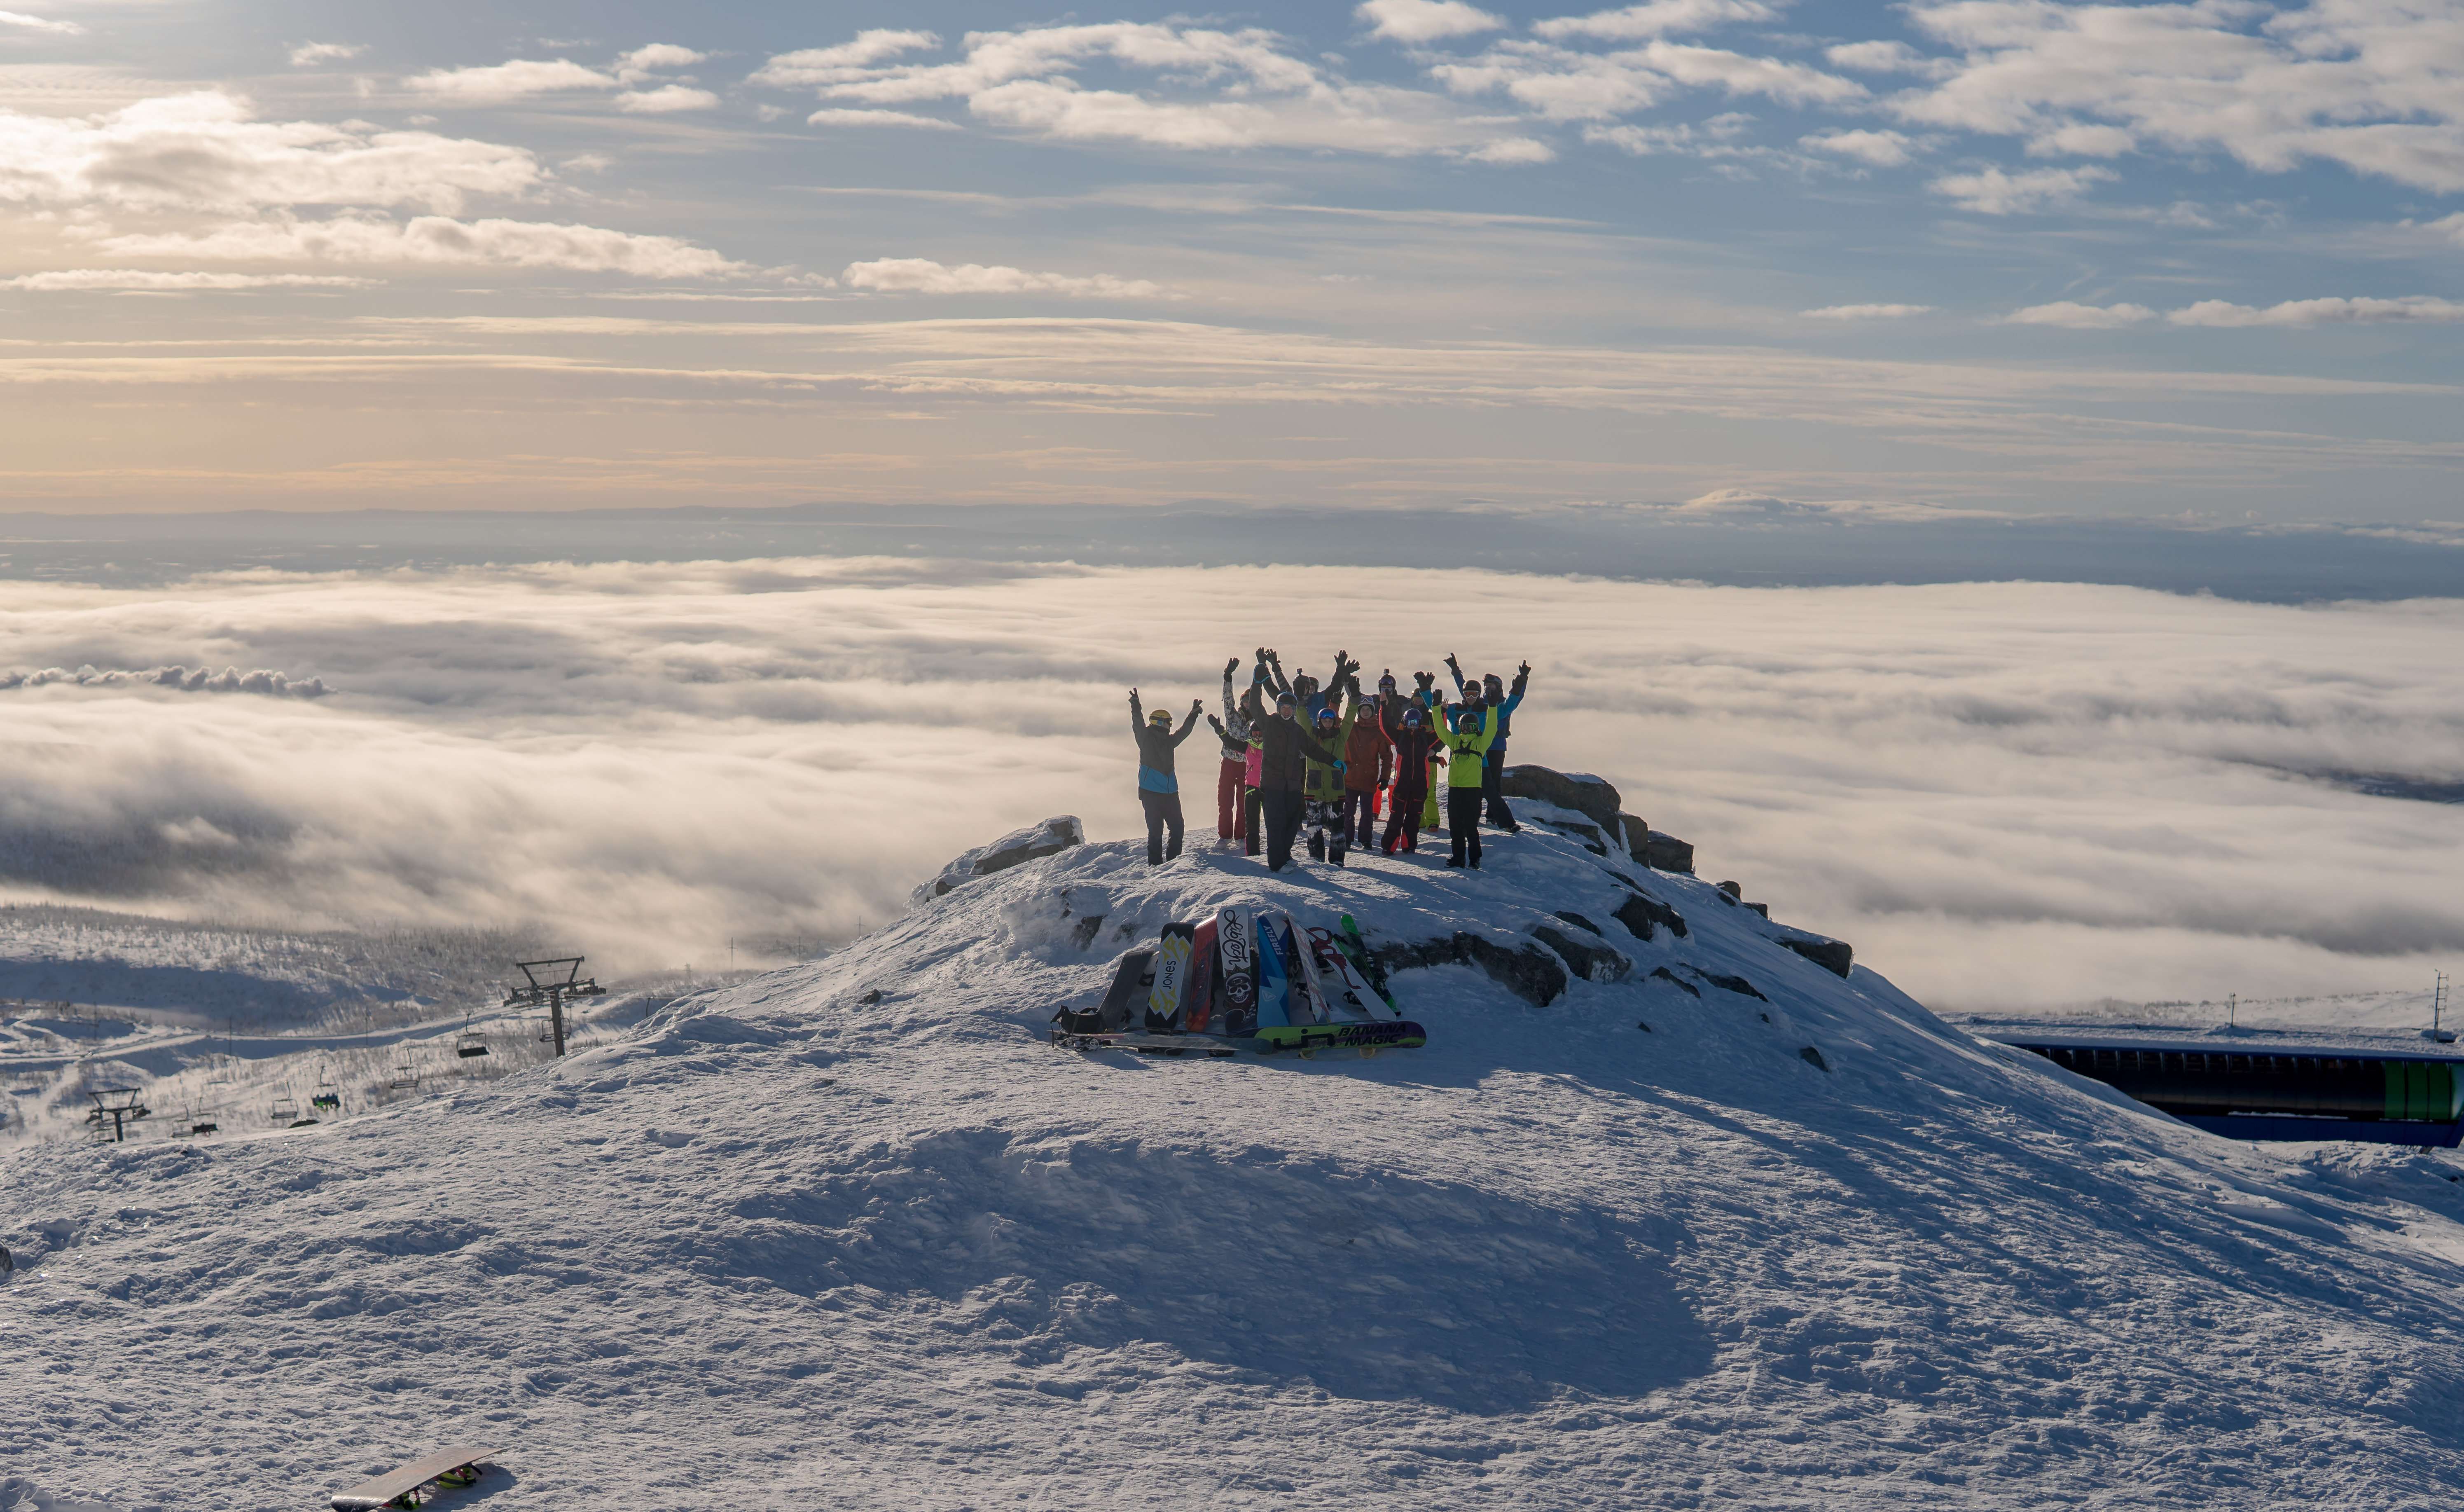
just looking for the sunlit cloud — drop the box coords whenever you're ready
[1801,128,1912,166]
[1803,302,1931,319]
[1929,164,2115,214]
[95,215,746,277]
[0,8,81,35]
[841,257,1174,298]
[0,269,372,291]
[806,108,961,130]
[2001,300,2155,328]
[404,44,711,108]
[2168,295,2464,328]
[0,91,540,213]
[615,86,719,114]
[754,22,1554,161]
[1435,37,1861,122]
[1534,0,1781,42]
[403,58,619,103]
[1357,0,1506,44]
[287,41,365,68]
[1892,0,2464,193]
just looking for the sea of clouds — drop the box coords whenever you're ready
[0,557,2456,1009]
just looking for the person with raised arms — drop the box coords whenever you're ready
[1253,689,1344,873]
[1377,697,1440,855]
[1435,695,1499,870]
[1128,687,1205,866]
[1206,655,1254,850]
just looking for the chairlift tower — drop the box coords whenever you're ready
[85,1087,150,1143]
[504,957,606,1058]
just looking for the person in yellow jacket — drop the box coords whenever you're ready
[1436,701,1499,869]
[1301,693,1363,864]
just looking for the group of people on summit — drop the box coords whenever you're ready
[1129,648,1531,875]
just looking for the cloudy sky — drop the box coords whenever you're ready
[4,561,2459,1008]
[2,0,2460,519]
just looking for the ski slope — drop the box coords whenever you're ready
[7,809,2464,1509]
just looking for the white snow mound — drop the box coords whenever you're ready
[9,811,2464,1507]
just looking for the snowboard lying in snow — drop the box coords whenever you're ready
[1050,905,1425,1059]
[329,1445,497,1510]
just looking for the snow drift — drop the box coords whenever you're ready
[7,805,2464,1507]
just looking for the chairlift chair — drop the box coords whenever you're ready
[269,1095,299,1125]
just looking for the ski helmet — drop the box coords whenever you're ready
[1149,708,1173,726]
[1315,707,1338,727]
[1402,707,1424,728]
[1377,672,1397,690]
[1276,691,1298,712]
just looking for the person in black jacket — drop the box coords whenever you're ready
[1129,688,1205,865]
[1254,690,1341,871]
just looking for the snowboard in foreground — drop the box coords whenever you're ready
[330,1445,498,1511]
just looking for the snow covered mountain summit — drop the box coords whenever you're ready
[8,806,2464,1508]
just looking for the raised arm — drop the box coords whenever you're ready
[1444,652,1467,697]
[1128,688,1145,737]
[1174,701,1204,744]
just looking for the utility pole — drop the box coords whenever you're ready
[2228,993,2237,1028]
[2436,972,2451,1042]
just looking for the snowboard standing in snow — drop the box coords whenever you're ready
[328,1445,497,1511]
[1337,914,1400,1016]
[1217,904,1258,1036]
[1051,949,1155,1040]
[1183,915,1220,1033]
[1146,922,1196,1030]
[1304,925,1379,1020]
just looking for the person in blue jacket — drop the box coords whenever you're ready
[1128,688,1205,865]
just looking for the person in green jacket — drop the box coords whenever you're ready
[1436,701,1499,869]
[1302,693,1363,865]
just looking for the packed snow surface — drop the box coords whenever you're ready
[8,815,2464,1509]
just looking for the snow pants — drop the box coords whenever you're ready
[1244,788,1264,856]
[1217,758,1245,840]
[1141,789,1185,866]
[1261,788,1307,870]
[1382,786,1427,852]
[1424,757,1444,831]
[1306,798,1349,864]
[1341,790,1379,847]
[1447,788,1484,868]
[1483,742,1516,829]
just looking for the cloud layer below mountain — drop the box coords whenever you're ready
[0,560,2453,1009]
